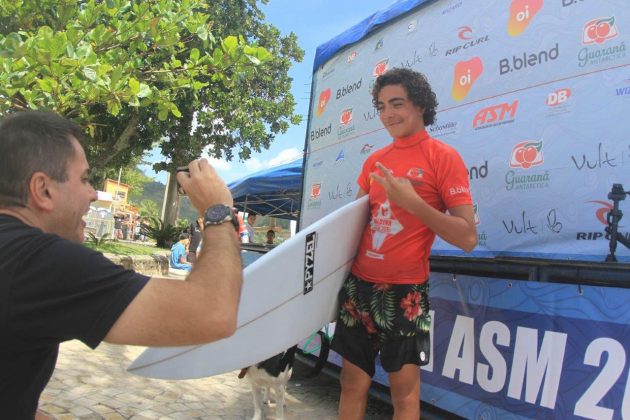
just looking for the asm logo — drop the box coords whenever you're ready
[473,101,518,129]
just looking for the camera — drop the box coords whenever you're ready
[176,166,189,195]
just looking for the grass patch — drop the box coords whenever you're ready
[84,241,163,256]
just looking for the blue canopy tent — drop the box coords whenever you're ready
[228,158,303,220]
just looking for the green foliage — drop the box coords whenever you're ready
[0,0,272,176]
[84,240,158,256]
[86,232,110,247]
[139,199,160,219]
[140,217,182,248]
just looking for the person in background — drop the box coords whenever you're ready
[170,232,192,272]
[245,211,257,243]
[331,68,477,420]
[187,216,204,263]
[0,111,243,419]
[236,209,249,243]
[265,229,276,246]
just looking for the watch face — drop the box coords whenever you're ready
[206,205,231,223]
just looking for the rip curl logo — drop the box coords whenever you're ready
[510,140,544,169]
[508,0,543,37]
[582,17,619,45]
[588,200,613,225]
[451,57,483,101]
[316,88,331,117]
[458,26,473,40]
[368,200,403,258]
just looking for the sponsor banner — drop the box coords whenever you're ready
[301,0,630,261]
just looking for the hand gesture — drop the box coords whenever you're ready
[370,162,422,212]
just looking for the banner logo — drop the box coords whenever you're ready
[546,88,571,106]
[583,17,619,45]
[316,88,331,117]
[340,108,353,125]
[510,140,544,169]
[452,57,483,101]
[508,0,543,37]
[473,101,518,130]
[303,232,316,294]
[458,26,473,40]
[373,59,389,77]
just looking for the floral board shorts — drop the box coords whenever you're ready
[330,273,431,378]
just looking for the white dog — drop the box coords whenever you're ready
[239,347,296,420]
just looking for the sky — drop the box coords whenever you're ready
[141,0,392,185]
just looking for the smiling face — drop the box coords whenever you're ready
[377,84,426,138]
[47,138,97,243]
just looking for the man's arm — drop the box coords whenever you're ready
[370,162,477,252]
[104,159,242,346]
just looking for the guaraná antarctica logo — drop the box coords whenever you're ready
[578,16,626,68]
[338,108,356,139]
[506,140,550,191]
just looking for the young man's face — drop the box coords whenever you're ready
[247,214,256,225]
[376,84,425,138]
[48,138,97,243]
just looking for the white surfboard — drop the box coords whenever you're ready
[128,196,369,379]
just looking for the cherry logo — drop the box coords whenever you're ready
[458,26,473,40]
[347,51,357,63]
[373,59,389,77]
[339,108,353,125]
[509,140,544,169]
[583,16,619,45]
[316,88,331,117]
[310,183,321,199]
[588,200,613,225]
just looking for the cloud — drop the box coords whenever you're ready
[206,156,232,171]
[266,147,303,167]
[244,157,264,172]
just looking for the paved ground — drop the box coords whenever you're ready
[40,340,394,419]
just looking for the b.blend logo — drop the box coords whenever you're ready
[468,160,488,181]
[310,123,332,142]
[336,78,363,100]
[562,0,588,6]
[316,88,331,117]
[578,16,626,68]
[508,0,543,37]
[445,26,490,56]
[451,57,483,101]
[499,43,559,75]
[473,101,518,130]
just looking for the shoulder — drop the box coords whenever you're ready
[363,143,393,168]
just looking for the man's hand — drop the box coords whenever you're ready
[177,159,233,214]
[370,162,422,212]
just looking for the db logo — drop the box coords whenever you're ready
[546,88,571,107]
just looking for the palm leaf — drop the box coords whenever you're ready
[370,288,395,330]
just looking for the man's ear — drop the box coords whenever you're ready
[28,172,55,212]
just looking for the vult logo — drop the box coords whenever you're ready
[303,232,316,294]
[546,88,571,106]
[508,0,543,37]
[451,57,483,101]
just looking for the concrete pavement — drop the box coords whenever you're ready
[39,340,394,419]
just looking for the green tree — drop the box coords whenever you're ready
[0,0,272,184]
[148,0,304,225]
[139,199,159,219]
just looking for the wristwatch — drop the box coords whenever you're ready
[203,204,239,232]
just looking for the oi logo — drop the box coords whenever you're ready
[451,57,483,101]
[508,0,543,37]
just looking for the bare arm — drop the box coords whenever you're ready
[370,162,477,252]
[104,159,243,346]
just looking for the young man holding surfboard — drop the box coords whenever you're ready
[331,68,477,419]
[0,111,243,420]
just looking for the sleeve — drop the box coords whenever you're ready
[435,145,473,209]
[9,237,149,349]
[357,154,375,193]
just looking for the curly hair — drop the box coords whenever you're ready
[371,68,438,126]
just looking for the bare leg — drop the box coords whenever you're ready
[275,384,286,419]
[388,364,421,420]
[338,358,372,420]
[250,382,264,420]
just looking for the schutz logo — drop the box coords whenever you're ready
[304,232,316,294]
[546,88,571,106]
[473,101,518,130]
